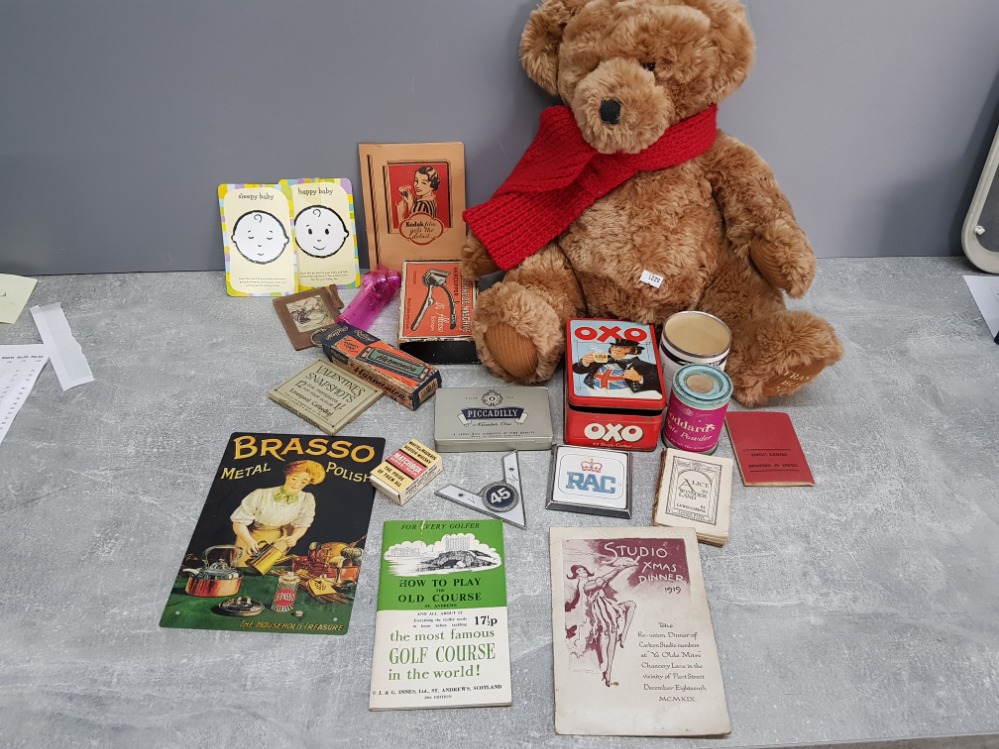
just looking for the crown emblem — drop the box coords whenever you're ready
[481,390,503,407]
[580,459,603,473]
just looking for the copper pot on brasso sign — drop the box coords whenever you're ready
[183,545,243,597]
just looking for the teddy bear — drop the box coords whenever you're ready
[461,0,843,406]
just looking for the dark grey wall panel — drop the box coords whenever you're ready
[2,0,999,275]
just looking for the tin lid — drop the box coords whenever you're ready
[671,364,733,408]
[565,318,666,413]
[660,311,731,362]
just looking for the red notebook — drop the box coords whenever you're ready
[724,411,814,486]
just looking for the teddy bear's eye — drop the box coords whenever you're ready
[643,62,656,72]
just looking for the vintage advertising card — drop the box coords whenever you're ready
[281,178,361,289]
[268,360,382,435]
[369,519,512,710]
[725,411,815,486]
[550,526,730,737]
[160,432,384,635]
[358,143,466,270]
[653,449,733,546]
[219,184,296,296]
[273,286,344,350]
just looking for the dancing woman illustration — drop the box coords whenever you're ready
[565,557,637,686]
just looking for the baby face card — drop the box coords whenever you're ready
[282,179,360,289]
[219,184,296,296]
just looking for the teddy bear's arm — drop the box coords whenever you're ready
[705,132,816,298]
[460,231,501,280]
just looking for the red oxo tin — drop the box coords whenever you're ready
[564,318,666,452]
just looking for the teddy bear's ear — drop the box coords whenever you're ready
[519,0,589,96]
[693,0,757,98]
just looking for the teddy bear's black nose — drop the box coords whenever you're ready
[599,99,622,125]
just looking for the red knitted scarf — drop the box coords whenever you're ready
[464,104,718,271]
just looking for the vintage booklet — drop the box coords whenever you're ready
[268,359,381,435]
[160,432,384,635]
[725,411,815,486]
[653,448,733,546]
[549,526,730,737]
[369,519,512,710]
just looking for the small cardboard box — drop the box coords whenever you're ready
[317,321,441,411]
[369,440,444,506]
[397,259,478,364]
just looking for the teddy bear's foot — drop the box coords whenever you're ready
[484,323,539,381]
[473,279,568,384]
[729,311,843,407]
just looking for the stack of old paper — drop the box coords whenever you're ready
[653,448,733,546]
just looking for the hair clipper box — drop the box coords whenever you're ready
[397,260,478,364]
[563,318,666,452]
[317,321,441,411]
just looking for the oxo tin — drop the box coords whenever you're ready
[564,318,666,452]
[662,364,733,455]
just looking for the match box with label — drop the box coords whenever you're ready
[369,439,443,506]
[563,318,666,452]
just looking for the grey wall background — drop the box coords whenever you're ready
[2,0,998,276]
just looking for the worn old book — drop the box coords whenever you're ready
[549,526,730,737]
[653,449,733,546]
[160,433,384,635]
[268,359,381,435]
[369,519,512,710]
[725,411,814,486]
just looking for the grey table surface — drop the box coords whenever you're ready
[0,257,997,749]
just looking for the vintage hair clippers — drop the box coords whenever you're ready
[411,268,456,331]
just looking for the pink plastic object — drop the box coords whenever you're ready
[337,266,402,330]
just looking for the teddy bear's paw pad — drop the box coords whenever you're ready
[758,357,828,399]
[485,323,540,381]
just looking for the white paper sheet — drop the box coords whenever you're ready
[30,303,94,390]
[963,275,999,339]
[0,345,49,446]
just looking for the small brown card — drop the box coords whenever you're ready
[273,286,344,350]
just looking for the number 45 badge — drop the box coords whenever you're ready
[436,452,526,529]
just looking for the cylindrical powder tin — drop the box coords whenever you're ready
[659,312,731,397]
[662,364,733,455]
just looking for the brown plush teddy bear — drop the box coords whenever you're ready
[461,0,843,406]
